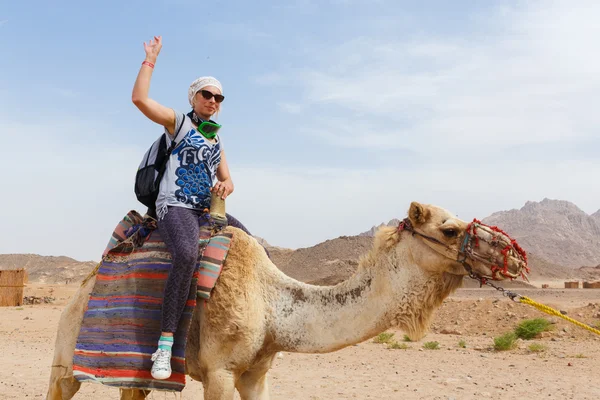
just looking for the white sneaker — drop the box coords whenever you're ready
[151,349,172,380]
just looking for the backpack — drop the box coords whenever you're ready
[134,113,186,211]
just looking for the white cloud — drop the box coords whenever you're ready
[277,102,303,114]
[300,117,413,150]
[274,1,600,155]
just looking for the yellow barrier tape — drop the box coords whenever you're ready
[519,296,600,336]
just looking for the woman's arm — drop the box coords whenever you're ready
[131,36,176,134]
[213,150,234,199]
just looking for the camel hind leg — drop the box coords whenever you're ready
[46,274,97,400]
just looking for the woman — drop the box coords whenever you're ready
[132,35,247,380]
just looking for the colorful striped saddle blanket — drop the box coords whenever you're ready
[73,211,233,392]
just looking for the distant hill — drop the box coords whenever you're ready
[482,198,600,268]
[0,254,96,284]
[269,236,373,285]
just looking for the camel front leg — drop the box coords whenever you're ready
[46,367,80,400]
[236,370,270,400]
[235,354,275,400]
[203,369,236,400]
[46,276,97,400]
[119,388,151,400]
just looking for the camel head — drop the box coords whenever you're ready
[379,201,528,281]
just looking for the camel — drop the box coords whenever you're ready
[46,201,525,400]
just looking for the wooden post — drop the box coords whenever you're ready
[0,269,26,307]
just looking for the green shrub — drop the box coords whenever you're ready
[389,341,409,350]
[494,332,517,351]
[423,341,440,350]
[373,332,395,344]
[515,318,552,339]
[403,334,412,342]
[528,343,546,353]
[458,340,467,348]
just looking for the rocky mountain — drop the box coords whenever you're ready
[358,219,401,236]
[592,209,600,223]
[253,236,271,248]
[482,198,600,268]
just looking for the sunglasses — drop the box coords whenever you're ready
[197,120,221,139]
[200,89,225,103]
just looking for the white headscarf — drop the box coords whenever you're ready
[188,76,223,106]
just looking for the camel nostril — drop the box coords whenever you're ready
[442,229,457,238]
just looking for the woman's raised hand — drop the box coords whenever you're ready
[143,36,162,62]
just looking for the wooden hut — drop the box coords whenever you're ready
[564,281,579,289]
[583,281,600,289]
[0,269,26,306]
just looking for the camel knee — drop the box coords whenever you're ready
[237,372,270,400]
[46,374,80,400]
[203,369,236,400]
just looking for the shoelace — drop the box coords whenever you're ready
[151,349,171,367]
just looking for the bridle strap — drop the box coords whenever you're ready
[398,218,475,274]
[397,218,462,260]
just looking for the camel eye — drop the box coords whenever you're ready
[442,228,458,238]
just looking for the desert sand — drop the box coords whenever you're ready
[1,283,599,400]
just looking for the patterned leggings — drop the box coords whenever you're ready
[158,206,255,333]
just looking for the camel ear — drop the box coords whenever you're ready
[408,202,430,226]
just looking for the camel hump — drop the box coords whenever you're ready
[220,225,269,280]
[203,226,271,330]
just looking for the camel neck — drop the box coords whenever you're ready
[270,249,422,353]
[268,241,464,354]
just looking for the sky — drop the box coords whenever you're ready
[1,0,599,261]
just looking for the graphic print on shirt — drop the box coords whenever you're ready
[171,129,221,209]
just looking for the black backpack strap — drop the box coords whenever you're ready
[161,112,187,166]
[169,112,186,150]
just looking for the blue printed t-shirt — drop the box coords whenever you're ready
[155,111,222,220]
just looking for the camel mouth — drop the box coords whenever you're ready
[457,219,529,281]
